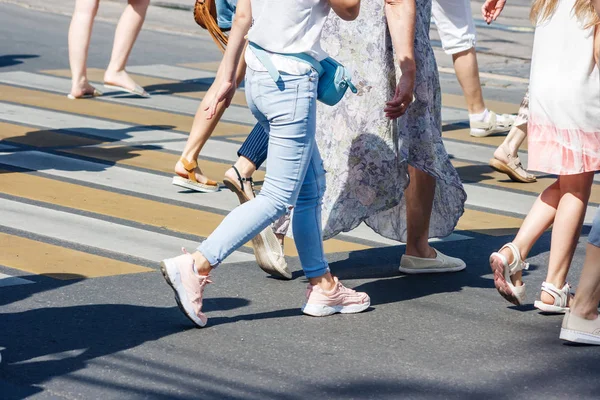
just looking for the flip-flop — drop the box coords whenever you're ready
[66,88,103,100]
[103,83,150,98]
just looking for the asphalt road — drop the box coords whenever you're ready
[0,2,598,399]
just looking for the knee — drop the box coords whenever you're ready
[559,173,594,200]
[129,0,150,10]
[75,0,100,18]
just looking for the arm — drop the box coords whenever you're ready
[329,0,361,21]
[593,0,600,65]
[205,0,252,118]
[384,0,416,119]
[481,0,507,25]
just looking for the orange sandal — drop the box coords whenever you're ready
[172,158,219,193]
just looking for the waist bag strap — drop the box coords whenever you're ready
[248,42,324,82]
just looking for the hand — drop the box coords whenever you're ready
[481,0,506,24]
[384,69,415,119]
[204,80,236,119]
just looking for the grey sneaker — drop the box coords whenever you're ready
[399,250,466,274]
[560,310,600,345]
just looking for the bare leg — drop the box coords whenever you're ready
[498,173,593,303]
[542,173,594,303]
[495,123,527,161]
[175,55,247,184]
[452,48,485,115]
[68,0,100,97]
[498,180,560,286]
[404,166,437,258]
[490,90,536,182]
[570,243,600,320]
[103,0,150,91]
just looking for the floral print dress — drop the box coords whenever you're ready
[316,0,466,242]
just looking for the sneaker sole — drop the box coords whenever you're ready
[559,328,600,345]
[398,264,466,274]
[301,300,370,317]
[172,176,219,193]
[160,259,207,328]
[489,254,521,306]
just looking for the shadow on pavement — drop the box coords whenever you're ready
[0,273,85,307]
[0,124,176,175]
[0,54,38,68]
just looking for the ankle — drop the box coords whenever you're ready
[309,273,336,291]
[570,301,599,320]
[469,108,489,122]
[232,159,256,178]
[191,251,212,275]
[493,143,511,161]
[405,243,436,259]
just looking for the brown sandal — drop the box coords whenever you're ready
[172,158,219,193]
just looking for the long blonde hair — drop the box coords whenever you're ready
[530,0,600,28]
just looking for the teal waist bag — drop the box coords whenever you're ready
[249,42,357,106]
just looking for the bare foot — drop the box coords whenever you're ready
[224,167,255,199]
[104,69,143,93]
[174,159,217,185]
[70,79,99,98]
[493,144,512,164]
[540,283,573,306]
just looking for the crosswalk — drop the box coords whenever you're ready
[0,63,597,287]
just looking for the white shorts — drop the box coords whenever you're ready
[431,0,476,55]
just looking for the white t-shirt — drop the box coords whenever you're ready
[245,0,331,75]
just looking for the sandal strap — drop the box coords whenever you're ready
[540,281,571,307]
[500,242,529,275]
[180,158,198,183]
[231,165,254,191]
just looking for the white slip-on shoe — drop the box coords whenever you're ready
[399,250,466,274]
[560,310,600,345]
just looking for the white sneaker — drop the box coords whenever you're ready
[470,111,515,137]
[399,250,466,274]
[560,310,600,345]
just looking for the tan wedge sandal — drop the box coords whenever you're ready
[222,166,291,280]
[172,158,219,193]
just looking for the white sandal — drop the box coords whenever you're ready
[489,243,529,305]
[534,282,572,313]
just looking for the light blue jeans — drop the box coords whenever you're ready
[588,207,600,248]
[215,0,236,30]
[197,68,329,278]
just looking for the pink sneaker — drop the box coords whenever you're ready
[160,248,212,327]
[302,277,370,317]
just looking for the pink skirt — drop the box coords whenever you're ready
[528,116,600,175]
